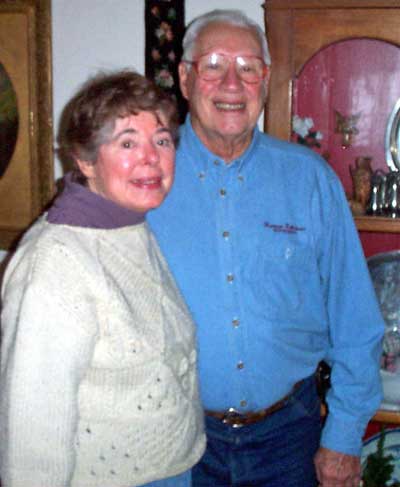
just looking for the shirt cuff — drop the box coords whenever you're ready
[321,414,366,456]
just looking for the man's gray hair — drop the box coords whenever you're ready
[182,9,271,66]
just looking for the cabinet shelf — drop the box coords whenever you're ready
[355,216,400,233]
[321,406,400,425]
[372,409,400,425]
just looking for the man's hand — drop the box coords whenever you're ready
[314,446,362,487]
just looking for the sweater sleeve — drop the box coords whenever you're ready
[0,239,100,487]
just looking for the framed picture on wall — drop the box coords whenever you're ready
[0,0,54,250]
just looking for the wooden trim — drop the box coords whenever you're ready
[264,0,400,10]
[355,216,400,233]
[263,1,400,143]
[0,0,54,250]
[321,404,400,425]
[372,409,400,424]
[264,9,293,138]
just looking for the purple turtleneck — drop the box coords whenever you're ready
[47,173,146,229]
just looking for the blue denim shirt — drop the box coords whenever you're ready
[148,116,384,455]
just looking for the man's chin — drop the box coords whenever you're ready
[215,125,251,140]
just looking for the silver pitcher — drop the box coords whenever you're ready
[368,169,387,216]
[385,171,400,218]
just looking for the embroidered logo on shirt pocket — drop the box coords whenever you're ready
[244,244,312,319]
[264,222,306,234]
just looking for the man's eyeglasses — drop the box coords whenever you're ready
[184,53,268,84]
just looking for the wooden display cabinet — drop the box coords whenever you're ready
[263,0,400,423]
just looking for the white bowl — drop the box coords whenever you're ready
[381,369,400,408]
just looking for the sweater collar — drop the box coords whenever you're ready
[46,173,146,229]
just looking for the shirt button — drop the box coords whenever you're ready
[285,247,293,259]
[232,318,240,328]
[222,231,230,238]
[238,175,244,182]
[198,172,205,180]
[240,400,247,407]
[214,160,220,166]
[227,273,234,282]
[220,188,227,196]
[237,361,244,370]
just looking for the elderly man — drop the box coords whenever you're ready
[148,9,384,487]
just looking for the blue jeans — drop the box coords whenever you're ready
[138,470,191,487]
[192,376,321,487]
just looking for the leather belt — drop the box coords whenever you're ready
[205,380,303,428]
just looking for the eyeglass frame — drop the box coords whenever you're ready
[183,52,269,84]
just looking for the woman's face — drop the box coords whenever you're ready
[77,111,175,213]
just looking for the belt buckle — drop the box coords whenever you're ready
[222,407,245,428]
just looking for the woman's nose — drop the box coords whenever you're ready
[141,142,160,165]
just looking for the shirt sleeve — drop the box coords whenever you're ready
[312,167,385,456]
[0,241,99,487]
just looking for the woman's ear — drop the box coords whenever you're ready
[76,158,96,180]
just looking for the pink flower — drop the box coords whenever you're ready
[151,49,161,61]
[156,69,174,88]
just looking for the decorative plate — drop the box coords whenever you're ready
[361,428,400,484]
[386,97,400,172]
[368,251,400,408]
[368,250,400,367]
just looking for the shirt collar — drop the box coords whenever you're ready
[181,114,261,172]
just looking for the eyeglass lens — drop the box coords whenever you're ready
[197,53,265,82]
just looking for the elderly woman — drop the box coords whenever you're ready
[0,70,205,487]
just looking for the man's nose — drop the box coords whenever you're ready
[220,62,242,87]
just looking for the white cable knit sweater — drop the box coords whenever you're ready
[0,218,205,487]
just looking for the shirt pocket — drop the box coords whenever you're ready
[243,243,313,320]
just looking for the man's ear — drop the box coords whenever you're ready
[260,67,271,105]
[178,62,189,101]
[263,66,271,92]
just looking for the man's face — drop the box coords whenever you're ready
[179,22,269,152]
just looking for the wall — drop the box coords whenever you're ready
[0,0,266,262]
[52,0,265,179]
[293,39,400,197]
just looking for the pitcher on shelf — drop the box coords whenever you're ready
[349,156,373,215]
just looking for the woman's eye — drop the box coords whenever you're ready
[157,137,173,147]
[121,140,135,149]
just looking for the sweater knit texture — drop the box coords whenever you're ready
[0,181,205,487]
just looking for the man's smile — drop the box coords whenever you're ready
[214,102,245,111]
